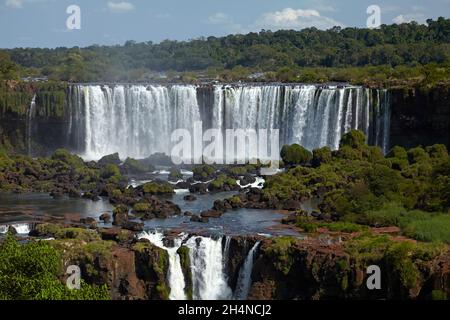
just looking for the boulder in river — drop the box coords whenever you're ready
[200,210,223,218]
[99,212,111,223]
[113,205,129,226]
[7,225,18,235]
[183,194,197,202]
[190,215,209,223]
[121,221,144,232]
[80,217,97,228]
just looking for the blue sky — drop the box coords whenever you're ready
[0,0,449,48]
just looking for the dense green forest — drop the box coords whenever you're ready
[0,18,449,86]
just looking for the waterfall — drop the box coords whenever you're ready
[0,223,31,235]
[234,241,260,300]
[26,94,36,156]
[139,231,266,301]
[381,89,391,154]
[73,84,200,160]
[186,236,233,300]
[138,231,188,300]
[223,235,232,264]
[68,84,391,160]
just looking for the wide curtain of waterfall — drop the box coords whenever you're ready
[68,84,391,160]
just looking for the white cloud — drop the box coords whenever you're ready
[5,0,52,9]
[392,13,426,24]
[6,0,23,8]
[207,13,233,25]
[107,1,135,13]
[253,8,343,31]
[392,15,406,24]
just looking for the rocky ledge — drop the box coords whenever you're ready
[6,222,449,300]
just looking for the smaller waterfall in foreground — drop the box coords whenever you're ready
[138,231,261,301]
[139,231,188,300]
[0,223,31,235]
[234,241,260,300]
[186,236,233,300]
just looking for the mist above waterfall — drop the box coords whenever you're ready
[67,84,391,161]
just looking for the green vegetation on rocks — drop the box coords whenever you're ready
[209,174,237,190]
[177,246,193,300]
[192,164,216,180]
[122,157,154,174]
[0,234,109,300]
[142,182,174,194]
[168,168,183,180]
[265,236,296,275]
[34,223,101,242]
[262,130,450,243]
[280,144,312,166]
[344,233,445,293]
[312,146,332,167]
[98,153,121,165]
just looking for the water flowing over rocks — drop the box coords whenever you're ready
[65,84,390,160]
[4,83,450,157]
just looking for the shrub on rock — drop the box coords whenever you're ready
[312,146,332,167]
[280,144,312,166]
[98,153,121,166]
[101,164,121,179]
[339,130,366,149]
[122,157,153,174]
[142,182,174,194]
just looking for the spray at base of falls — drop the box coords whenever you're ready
[138,231,260,300]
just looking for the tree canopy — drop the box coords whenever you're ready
[0,18,448,83]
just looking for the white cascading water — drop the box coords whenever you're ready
[0,225,8,234]
[186,235,233,300]
[223,235,232,264]
[137,231,264,301]
[138,231,188,300]
[26,94,36,156]
[69,84,391,160]
[78,84,200,160]
[234,241,260,300]
[0,223,31,235]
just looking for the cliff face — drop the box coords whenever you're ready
[0,82,449,155]
[248,237,450,300]
[389,85,450,150]
[62,234,449,300]
[0,80,70,155]
[59,240,171,300]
